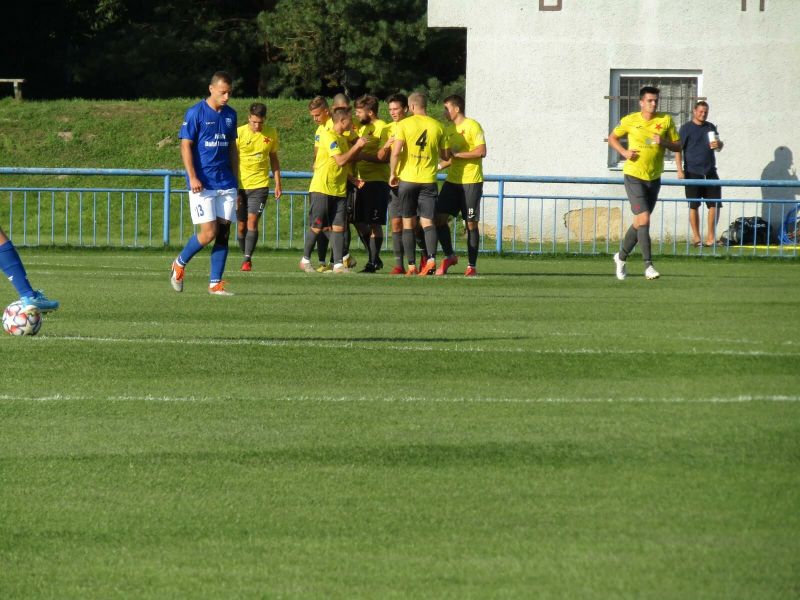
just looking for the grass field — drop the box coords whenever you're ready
[1,249,799,598]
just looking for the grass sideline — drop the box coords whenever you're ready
[1,250,799,598]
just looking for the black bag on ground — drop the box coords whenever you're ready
[720,216,770,245]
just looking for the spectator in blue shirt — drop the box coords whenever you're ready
[676,101,724,247]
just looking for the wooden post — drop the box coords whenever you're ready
[0,79,25,100]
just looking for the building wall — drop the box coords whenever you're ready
[429,0,800,238]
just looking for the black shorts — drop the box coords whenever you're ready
[308,192,346,229]
[684,170,722,208]
[437,181,483,222]
[237,187,268,221]
[345,183,356,223]
[624,175,660,215]
[355,181,390,225]
[399,181,438,220]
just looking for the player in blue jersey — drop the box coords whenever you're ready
[0,226,59,312]
[170,71,240,296]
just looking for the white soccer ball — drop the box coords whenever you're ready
[3,300,43,336]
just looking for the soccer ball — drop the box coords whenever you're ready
[3,300,43,336]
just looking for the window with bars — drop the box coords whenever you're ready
[608,70,702,168]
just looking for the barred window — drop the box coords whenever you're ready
[608,70,702,169]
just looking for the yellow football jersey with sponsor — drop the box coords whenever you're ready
[355,119,390,182]
[386,118,405,177]
[396,114,447,184]
[445,118,485,184]
[309,128,347,197]
[613,112,679,181]
[237,124,279,190]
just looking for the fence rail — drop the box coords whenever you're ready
[1,167,797,257]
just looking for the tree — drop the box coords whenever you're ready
[257,0,465,98]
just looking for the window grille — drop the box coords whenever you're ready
[608,70,702,168]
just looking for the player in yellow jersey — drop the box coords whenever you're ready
[608,86,680,281]
[378,93,411,274]
[300,107,367,274]
[389,92,448,276]
[330,94,359,269]
[235,103,281,272]
[435,95,486,277]
[306,96,334,271]
[353,94,390,272]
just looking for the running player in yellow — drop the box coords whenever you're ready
[378,93,410,274]
[435,94,486,277]
[235,102,281,272]
[389,92,448,276]
[300,107,367,273]
[608,86,680,280]
[353,94,390,272]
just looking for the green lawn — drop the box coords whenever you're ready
[1,250,798,598]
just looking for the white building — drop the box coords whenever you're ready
[428,0,800,242]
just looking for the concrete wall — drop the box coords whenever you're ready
[429,0,800,240]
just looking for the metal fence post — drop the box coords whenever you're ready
[162,174,171,246]
[496,180,505,254]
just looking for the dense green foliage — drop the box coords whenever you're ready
[259,0,465,98]
[2,1,465,100]
[1,251,798,597]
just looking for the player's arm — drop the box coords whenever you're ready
[674,150,685,179]
[451,144,486,160]
[608,131,637,161]
[333,137,368,167]
[180,139,203,193]
[228,141,239,183]
[653,122,681,153]
[376,134,394,162]
[389,138,404,187]
[653,134,681,153]
[269,152,282,199]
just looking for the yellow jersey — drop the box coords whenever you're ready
[386,118,405,177]
[237,124,279,190]
[396,114,447,184]
[355,119,390,182]
[613,112,679,181]
[445,118,485,184]
[309,128,348,197]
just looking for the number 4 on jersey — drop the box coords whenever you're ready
[415,130,428,151]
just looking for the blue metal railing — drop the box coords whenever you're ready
[1,167,797,256]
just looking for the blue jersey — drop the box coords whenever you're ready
[179,100,238,190]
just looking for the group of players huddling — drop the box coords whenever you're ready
[300,91,487,277]
[168,72,487,296]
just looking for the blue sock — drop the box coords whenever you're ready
[0,240,34,297]
[177,234,205,266]
[209,243,228,284]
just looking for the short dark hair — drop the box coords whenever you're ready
[639,86,660,99]
[694,100,709,109]
[210,71,232,86]
[308,96,328,111]
[387,93,408,109]
[444,94,465,113]
[354,94,379,115]
[332,106,351,123]
[249,102,267,118]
